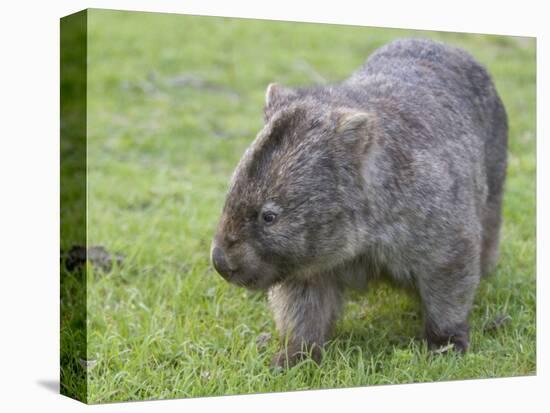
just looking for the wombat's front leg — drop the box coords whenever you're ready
[268,278,344,368]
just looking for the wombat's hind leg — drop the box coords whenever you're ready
[416,264,480,353]
[268,278,344,368]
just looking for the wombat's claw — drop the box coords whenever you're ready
[428,334,469,354]
[432,343,455,355]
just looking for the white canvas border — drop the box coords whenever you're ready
[0,1,546,412]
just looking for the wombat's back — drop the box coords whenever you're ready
[350,38,496,107]
[348,38,508,275]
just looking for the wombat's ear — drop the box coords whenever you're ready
[336,110,373,147]
[265,83,296,107]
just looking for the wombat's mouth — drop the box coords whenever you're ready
[234,275,264,291]
[230,272,284,291]
[239,277,258,289]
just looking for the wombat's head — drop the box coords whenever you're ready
[211,84,372,290]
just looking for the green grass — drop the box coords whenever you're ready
[79,9,536,403]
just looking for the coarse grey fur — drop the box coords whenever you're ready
[211,38,508,367]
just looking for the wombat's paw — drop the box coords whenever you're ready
[271,346,322,369]
[426,323,470,354]
[449,332,469,353]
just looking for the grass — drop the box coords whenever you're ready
[68,9,536,403]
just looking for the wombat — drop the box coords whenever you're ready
[211,38,508,367]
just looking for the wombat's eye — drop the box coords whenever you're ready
[261,211,277,226]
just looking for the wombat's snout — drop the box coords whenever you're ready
[211,246,237,280]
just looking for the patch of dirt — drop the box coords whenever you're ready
[61,245,124,272]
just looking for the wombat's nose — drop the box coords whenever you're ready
[211,246,235,279]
